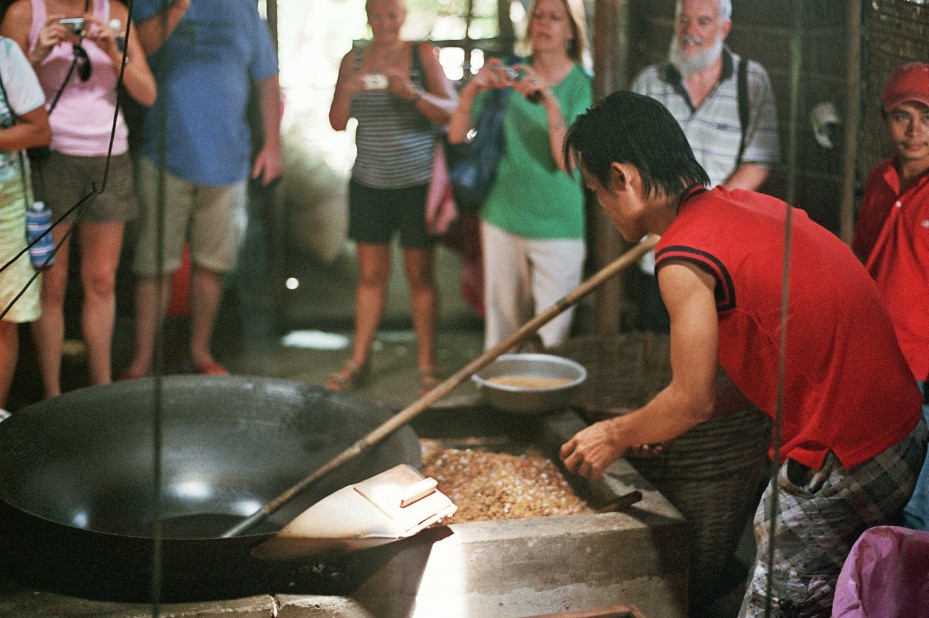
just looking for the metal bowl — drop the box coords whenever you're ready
[472,353,587,414]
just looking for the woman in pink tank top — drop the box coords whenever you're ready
[0,0,155,398]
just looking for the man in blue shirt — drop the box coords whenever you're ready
[122,0,282,378]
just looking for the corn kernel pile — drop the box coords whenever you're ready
[419,438,595,523]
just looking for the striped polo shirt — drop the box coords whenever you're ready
[631,48,780,187]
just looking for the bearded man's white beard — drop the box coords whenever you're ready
[669,35,724,76]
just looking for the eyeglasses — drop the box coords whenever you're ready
[72,44,92,82]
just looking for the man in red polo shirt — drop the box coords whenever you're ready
[560,91,926,616]
[852,62,929,530]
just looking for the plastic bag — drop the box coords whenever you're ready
[833,525,929,617]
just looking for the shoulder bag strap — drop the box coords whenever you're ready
[0,65,31,203]
[736,57,749,166]
[412,41,425,72]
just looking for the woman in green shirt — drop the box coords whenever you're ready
[448,0,592,350]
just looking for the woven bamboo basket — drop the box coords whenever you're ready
[552,331,772,609]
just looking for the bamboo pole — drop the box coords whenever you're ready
[839,0,862,244]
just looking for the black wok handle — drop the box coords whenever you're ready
[220,234,661,538]
[595,490,643,513]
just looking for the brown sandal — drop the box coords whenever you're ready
[418,365,441,396]
[325,360,369,392]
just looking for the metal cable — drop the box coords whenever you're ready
[763,2,804,613]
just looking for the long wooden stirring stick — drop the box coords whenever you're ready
[221,234,660,538]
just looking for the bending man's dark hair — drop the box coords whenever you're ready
[565,91,709,199]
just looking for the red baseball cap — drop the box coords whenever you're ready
[883,62,929,111]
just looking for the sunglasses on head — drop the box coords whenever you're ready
[72,44,92,82]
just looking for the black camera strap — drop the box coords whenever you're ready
[45,50,81,116]
[45,0,91,117]
[28,0,91,183]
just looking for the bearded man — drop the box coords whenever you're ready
[631,0,780,332]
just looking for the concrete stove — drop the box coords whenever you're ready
[0,408,689,617]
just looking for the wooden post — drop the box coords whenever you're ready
[591,0,630,333]
[839,0,861,244]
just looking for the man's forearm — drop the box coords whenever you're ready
[724,162,771,192]
[257,75,282,151]
[135,0,190,56]
[0,107,50,152]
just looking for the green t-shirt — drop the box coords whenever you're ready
[472,63,592,239]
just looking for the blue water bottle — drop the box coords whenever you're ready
[26,201,55,268]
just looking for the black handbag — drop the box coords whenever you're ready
[447,86,512,214]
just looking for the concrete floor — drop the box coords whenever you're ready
[6,241,493,413]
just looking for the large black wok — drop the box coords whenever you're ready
[0,376,420,602]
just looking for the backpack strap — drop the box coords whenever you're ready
[411,41,427,86]
[736,56,749,166]
[0,62,15,123]
[0,66,31,203]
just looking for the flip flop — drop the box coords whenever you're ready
[325,360,369,392]
[190,359,230,376]
[117,367,149,381]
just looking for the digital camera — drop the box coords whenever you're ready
[59,17,86,35]
[362,73,389,90]
[498,66,521,80]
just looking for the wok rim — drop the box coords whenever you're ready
[0,375,422,540]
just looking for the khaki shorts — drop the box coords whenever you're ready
[132,156,247,276]
[35,150,139,223]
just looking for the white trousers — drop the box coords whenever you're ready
[481,221,586,351]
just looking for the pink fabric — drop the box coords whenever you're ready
[425,139,485,317]
[425,140,458,236]
[440,213,484,318]
[28,0,128,156]
[457,216,484,318]
[833,526,929,617]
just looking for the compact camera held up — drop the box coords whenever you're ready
[497,66,521,81]
[362,73,388,90]
[58,17,86,36]
[495,64,541,102]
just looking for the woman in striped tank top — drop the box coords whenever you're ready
[327,0,457,395]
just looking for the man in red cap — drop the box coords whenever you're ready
[852,61,929,529]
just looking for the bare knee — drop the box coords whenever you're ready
[358,263,389,290]
[403,251,435,293]
[82,269,116,300]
